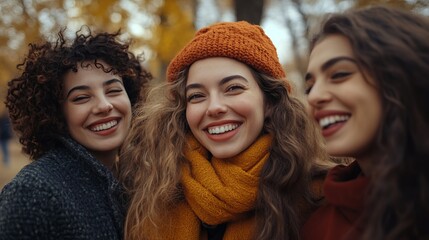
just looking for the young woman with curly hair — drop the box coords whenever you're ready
[119,21,333,240]
[0,28,152,239]
[302,5,429,240]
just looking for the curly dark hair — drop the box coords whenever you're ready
[6,27,152,160]
[310,6,429,239]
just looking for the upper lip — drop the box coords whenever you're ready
[203,120,241,130]
[87,116,121,128]
[313,110,351,121]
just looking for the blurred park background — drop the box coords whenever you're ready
[0,0,428,189]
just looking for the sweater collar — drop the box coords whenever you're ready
[324,161,370,215]
[55,136,120,190]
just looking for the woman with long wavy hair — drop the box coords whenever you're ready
[119,21,333,240]
[303,5,429,240]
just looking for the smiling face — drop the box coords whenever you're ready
[306,34,382,164]
[185,57,265,159]
[62,61,132,166]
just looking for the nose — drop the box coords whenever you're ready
[307,81,332,108]
[93,96,113,114]
[206,95,227,117]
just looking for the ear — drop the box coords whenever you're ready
[264,101,273,119]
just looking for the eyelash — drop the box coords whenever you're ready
[72,95,89,102]
[107,88,123,94]
[332,72,351,79]
[187,93,204,102]
[304,71,351,95]
[226,84,245,93]
[71,88,123,102]
[186,83,246,102]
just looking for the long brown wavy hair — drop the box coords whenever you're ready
[6,27,152,160]
[309,5,429,239]
[119,64,332,239]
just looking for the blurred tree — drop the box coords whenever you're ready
[271,0,324,91]
[0,0,64,112]
[1,0,427,101]
[234,0,265,24]
[0,0,158,110]
[351,0,428,10]
[283,0,308,79]
[149,0,267,81]
[274,0,428,93]
[152,0,196,80]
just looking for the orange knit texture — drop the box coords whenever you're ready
[167,21,286,83]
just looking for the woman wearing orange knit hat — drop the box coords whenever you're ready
[119,21,333,240]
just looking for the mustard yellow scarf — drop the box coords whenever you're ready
[145,134,272,240]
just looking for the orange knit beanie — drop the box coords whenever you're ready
[167,21,286,84]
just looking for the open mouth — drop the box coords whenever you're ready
[207,123,239,135]
[90,120,118,132]
[319,115,350,129]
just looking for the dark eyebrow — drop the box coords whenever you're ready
[66,78,123,97]
[185,75,248,92]
[305,56,357,82]
[104,78,124,87]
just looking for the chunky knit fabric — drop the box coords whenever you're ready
[143,134,272,240]
[167,21,287,87]
[0,136,126,240]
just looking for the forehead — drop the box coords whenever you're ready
[63,61,116,85]
[308,34,354,69]
[186,57,254,85]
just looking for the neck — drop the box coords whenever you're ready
[355,158,371,176]
[90,149,118,170]
[355,149,378,177]
[352,139,381,177]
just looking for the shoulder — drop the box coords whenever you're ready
[0,151,72,200]
[0,156,63,201]
[0,159,64,238]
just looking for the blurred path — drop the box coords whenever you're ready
[0,137,31,190]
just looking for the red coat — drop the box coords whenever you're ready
[301,161,369,240]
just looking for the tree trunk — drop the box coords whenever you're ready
[234,0,265,24]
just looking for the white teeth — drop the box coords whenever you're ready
[208,123,239,135]
[91,120,118,132]
[319,115,349,129]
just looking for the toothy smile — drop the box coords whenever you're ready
[319,115,349,129]
[90,120,118,132]
[207,123,239,135]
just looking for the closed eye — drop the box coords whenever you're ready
[71,95,90,103]
[107,88,124,95]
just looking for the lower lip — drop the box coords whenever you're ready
[205,127,239,142]
[321,121,346,138]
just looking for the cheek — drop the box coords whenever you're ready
[235,95,265,119]
[186,105,200,128]
[63,104,83,128]
[116,97,132,115]
[124,102,132,117]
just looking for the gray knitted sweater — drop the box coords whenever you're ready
[0,136,126,240]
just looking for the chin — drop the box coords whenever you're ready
[211,150,240,159]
